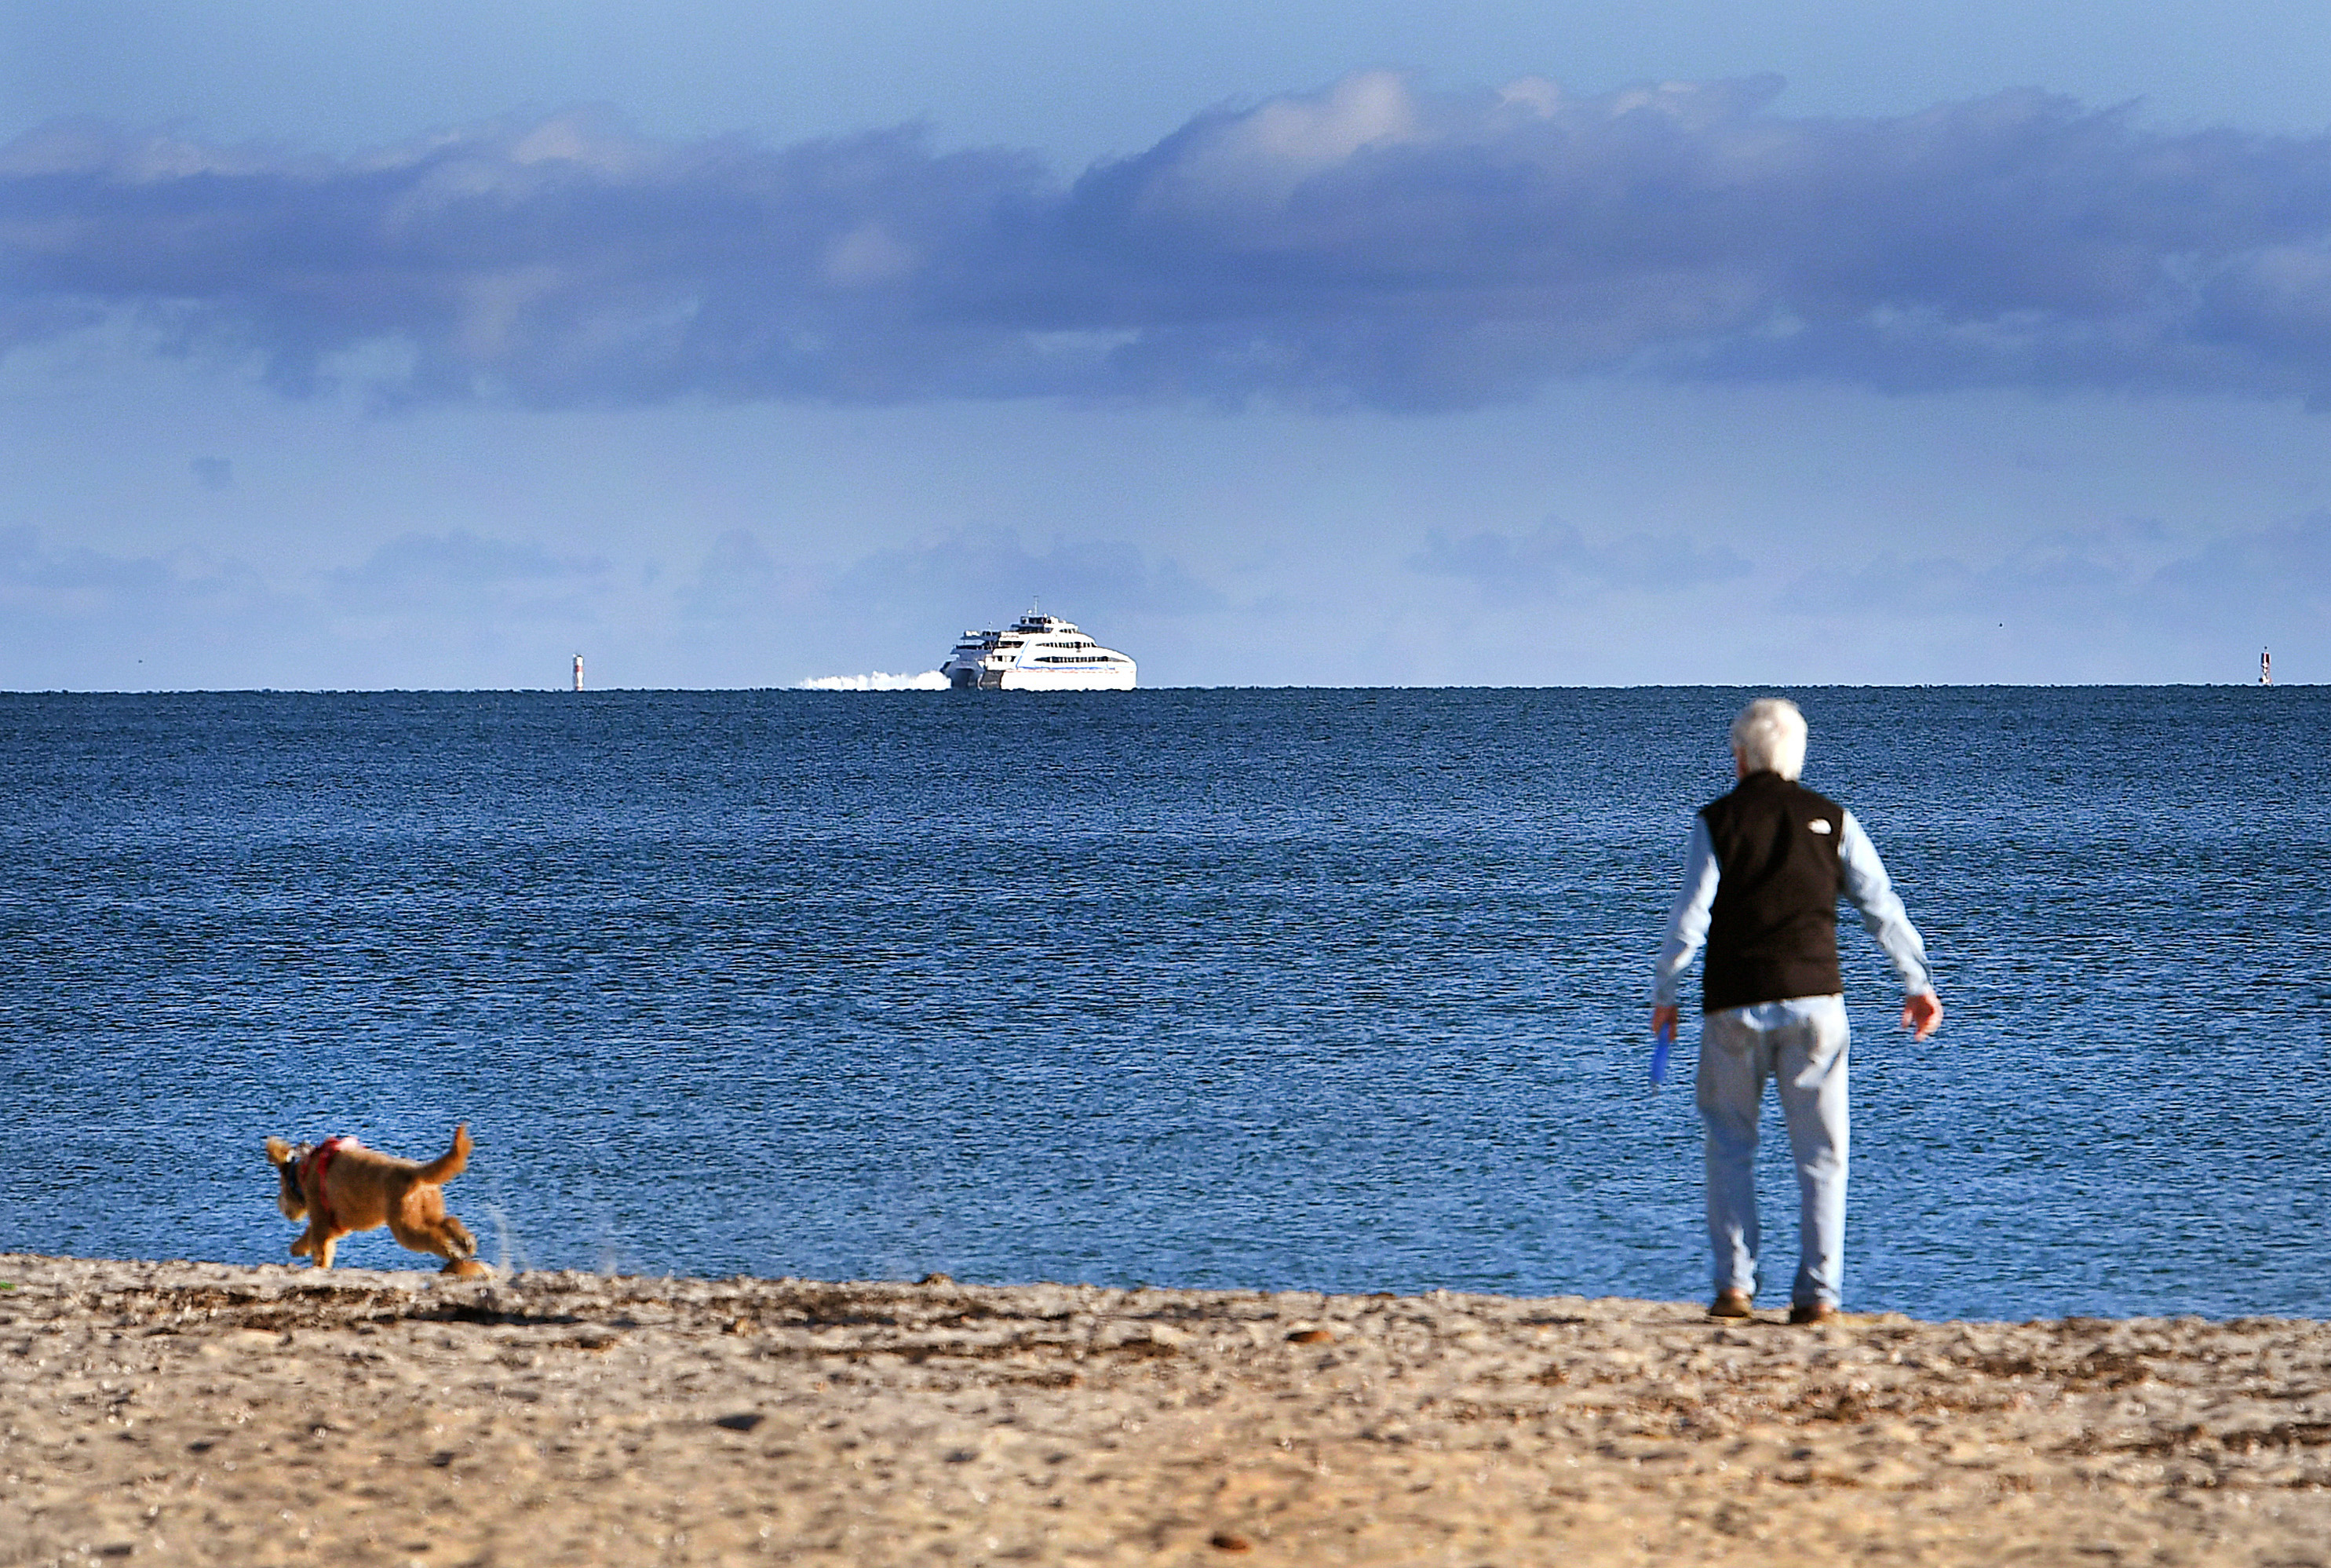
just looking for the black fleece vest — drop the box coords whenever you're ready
[1698,771,1847,1013]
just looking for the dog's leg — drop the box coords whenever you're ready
[389,1212,477,1262]
[440,1214,477,1260]
[434,1215,488,1276]
[388,1214,487,1276]
[313,1231,338,1269]
[391,1184,480,1261]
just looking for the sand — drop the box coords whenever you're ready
[3,1253,2328,1566]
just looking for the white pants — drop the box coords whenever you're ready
[1694,996,1851,1308]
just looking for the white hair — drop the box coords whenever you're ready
[1730,698,1808,780]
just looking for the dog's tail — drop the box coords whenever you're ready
[415,1123,472,1184]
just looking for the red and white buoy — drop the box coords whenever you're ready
[2261,647,2272,687]
[573,653,585,692]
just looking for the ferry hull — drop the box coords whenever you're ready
[995,664,1136,691]
[946,663,1136,691]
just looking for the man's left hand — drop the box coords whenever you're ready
[1902,991,1943,1041]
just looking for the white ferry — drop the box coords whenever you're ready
[942,613,1136,691]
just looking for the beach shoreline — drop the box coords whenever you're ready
[4,1252,2326,1565]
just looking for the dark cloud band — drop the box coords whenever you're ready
[10,73,2331,408]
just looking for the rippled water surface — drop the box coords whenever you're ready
[3,687,2326,1321]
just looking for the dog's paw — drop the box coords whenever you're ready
[441,1258,493,1279]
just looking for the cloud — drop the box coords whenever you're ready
[0,526,299,681]
[0,525,264,614]
[19,78,2331,407]
[1784,516,2172,612]
[2139,510,2331,626]
[326,529,607,614]
[1410,518,1750,600]
[837,530,1221,623]
[1782,512,2331,638]
[676,528,785,625]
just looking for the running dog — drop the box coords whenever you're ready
[264,1125,487,1276]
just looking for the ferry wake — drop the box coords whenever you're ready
[941,612,1136,691]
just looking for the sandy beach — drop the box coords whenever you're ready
[4,1253,2328,1566]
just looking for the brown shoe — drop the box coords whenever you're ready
[1708,1289,1753,1319]
[1788,1301,1840,1326]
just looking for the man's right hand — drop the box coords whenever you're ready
[1652,1003,1680,1037]
[1902,991,1943,1041]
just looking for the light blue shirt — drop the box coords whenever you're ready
[1653,808,1935,1013]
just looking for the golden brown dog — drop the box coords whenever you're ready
[264,1125,487,1276]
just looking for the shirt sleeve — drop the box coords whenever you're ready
[1651,817,1719,1007]
[1837,811,1935,996]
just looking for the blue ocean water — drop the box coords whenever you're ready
[2,687,2325,1322]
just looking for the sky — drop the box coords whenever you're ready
[5,1,2330,687]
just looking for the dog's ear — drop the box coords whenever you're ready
[265,1136,293,1166]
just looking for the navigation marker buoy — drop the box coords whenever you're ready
[573,653,585,692]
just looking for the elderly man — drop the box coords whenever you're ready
[1652,698,1942,1325]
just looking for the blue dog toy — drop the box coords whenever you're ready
[1651,1019,1675,1086]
